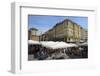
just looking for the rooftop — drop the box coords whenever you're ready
[29,27,38,31]
[53,19,81,28]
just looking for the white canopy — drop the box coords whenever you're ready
[51,42,71,49]
[40,41,59,49]
[28,40,40,45]
[28,40,78,49]
[69,43,78,47]
[40,41,78,49]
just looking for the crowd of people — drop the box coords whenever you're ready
[28,43,88,60]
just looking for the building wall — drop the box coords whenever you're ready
[47,29,53,40]
[55,23,64,38]
[67,21,74,41]
[80,27,88,42]
[49,28,55,40]
[41,19,87,42]
[78,25,81,40]
[30,35,39,41]
[74,23,79,40]
[28,29,39,41]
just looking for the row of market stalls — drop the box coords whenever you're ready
[28,40,84,49]
[28,40,88,60]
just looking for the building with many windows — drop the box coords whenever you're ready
[28,28,39,41]
[40,19,87,42]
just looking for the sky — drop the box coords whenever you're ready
[28,15,88,35]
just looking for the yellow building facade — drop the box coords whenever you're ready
[41,19,87,42]
[28,28,39,41]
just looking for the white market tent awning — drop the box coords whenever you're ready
[69,43,78,47]
[28,40,40,45]
[51,42,71,49]
[40,41,59,49]
[40,41,78,49]
[28,40,78,49]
